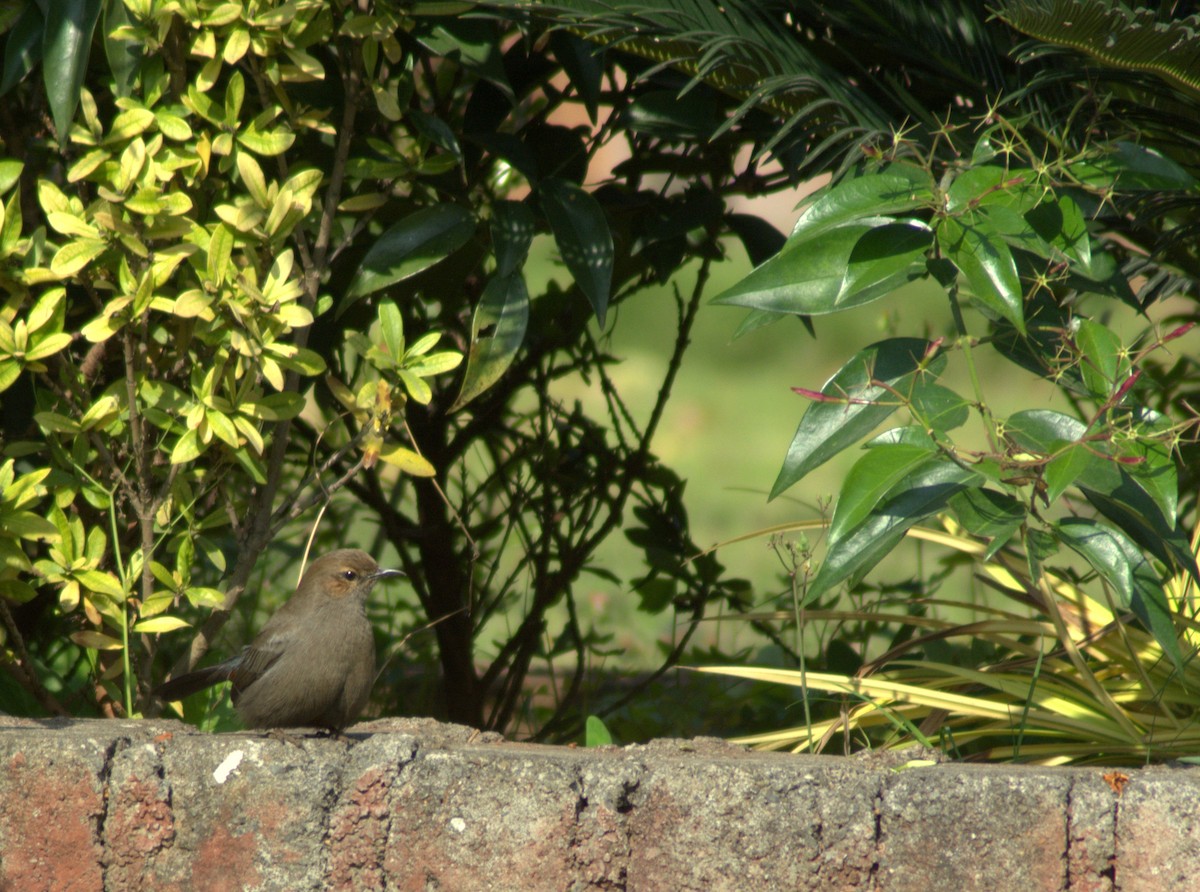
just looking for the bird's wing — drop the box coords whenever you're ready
[227,628,291,698]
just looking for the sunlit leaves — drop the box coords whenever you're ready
[772,338,945,498]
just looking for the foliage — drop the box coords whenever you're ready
[0,0,794,736]
[505,0,1200,762]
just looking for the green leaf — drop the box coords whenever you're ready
[584,715,614,747]
[1,2,44,97]
[103,0,140,98]
[185,586,226,608]
[540,177,613,326]
[947,488,1025,558]
[713,219,928,315]
[0,160,23,196]
[378,444,436,476]
[1070,141,1197,192]
[1074,319,1129,399]
[808,460,981,604]
[1056,517,1182,671]
[170,428,205,464]
[491,200,535,278]
[342,203,475,308]
[791,171,933,241]
[1043,444,1093,505]
[1,511,60,540]
[828,443,936,544]
[43,0,103,140]
[71,630,123,651]
[771,338,945,498]
[50,238,108,278]
[908,382,969,433]
[132,616,191,634]
[378,299,404,363]
[938,216,1024,333]
[451,272,529,411]
[839,222,932,306]
[76,568,126,600]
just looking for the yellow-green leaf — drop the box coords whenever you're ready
[378,444,436,476]
[170,428,205,464]
[76,569,127,600]
[132,615,190,634]
[70,630,123,650]
[50,239,108,278]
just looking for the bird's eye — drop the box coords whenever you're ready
[342,569,358,581]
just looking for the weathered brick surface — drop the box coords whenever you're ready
[0,716,1195,891]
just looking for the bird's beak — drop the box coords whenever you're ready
[371,567,405,582]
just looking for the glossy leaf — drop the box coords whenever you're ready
[491,200,535,278]
[43,0,103,140]
[1070,141,1197,192]
[1074,319,1129,400]
[839,222,932,306]
[343,203,475,307]
[807,461,981,604]
[828,443,936,544]
[790,171,933,240]
[540,177,613,326]
[713,219,929,315]
[450,272,529,411]
[1056,517,1182,670]
[1,1,43,96]
[908,382,969,433]
[948,487,1025,558]
[938,216,1024,333]
[771,338,945,498]
[1043,443,1093,505]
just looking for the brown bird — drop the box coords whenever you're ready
[156,549,403,730]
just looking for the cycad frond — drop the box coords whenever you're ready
[996,0,1200,98]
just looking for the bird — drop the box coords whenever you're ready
[155,549,404,731]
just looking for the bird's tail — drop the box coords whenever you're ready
[155,663,234,701]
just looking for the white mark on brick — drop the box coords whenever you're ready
[213,749,244,784]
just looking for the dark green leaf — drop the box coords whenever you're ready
[43,0,103,140]
[1056,517,1182,671]
[540,177,613,326]
[103,0,140,99]
[1043,444,1093,505]
[938,216,1024,333]
[713,219,928,315]
[807,461,981,604]
[1070,141,1197,192]
[791,172,933,241]
[829,443,936,544]
[343,203,475,308]
[1074,319,1129,399]
[550,31,602,124]
[771,338,944,498]
[627,89,725,140]
[948,488,1025,558]
[908,382,969,433]
[726,213,787,267]
[418,18,513,100]
[1,1,43,96]
[840,222,932,306]
[491,200,535,278]
[409,110,463,162]
[450,272,529,411]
